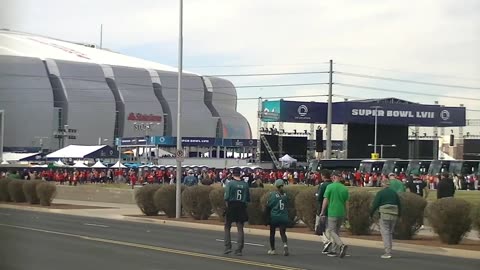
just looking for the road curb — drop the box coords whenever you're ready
[1,203,479,260]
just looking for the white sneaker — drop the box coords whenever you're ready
[267,249,276,255]
[381,253,392,259]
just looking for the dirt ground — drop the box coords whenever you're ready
[129,214,480,251]
[0,202,115,210]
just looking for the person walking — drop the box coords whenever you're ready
[370,178,401,259]
[406,169,428,198]
[437,172,455,199]
[223,168,250,256]
[387,173,406,193]
[266,179,290,256]
[315,170,334,254]
[319,172,349,258]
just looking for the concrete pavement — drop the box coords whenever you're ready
[0,208,478,270]
[0,199,479,260]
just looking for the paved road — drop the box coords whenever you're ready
[0,208,478,270]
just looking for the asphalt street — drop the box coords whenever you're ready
[0,208,478,270]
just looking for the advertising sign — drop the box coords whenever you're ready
[336,102,466,127]
[261,100,281,122]
[280,101,327,123]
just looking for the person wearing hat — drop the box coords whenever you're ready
[387,173,406,193]
[223,167,250,256]
[406,169,428,198]
[266,179,290,256]
[370,178,401,259]
[183,169,198,186]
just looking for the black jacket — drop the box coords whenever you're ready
[437,178,455,199]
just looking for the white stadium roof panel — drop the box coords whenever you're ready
[0,30,189,74]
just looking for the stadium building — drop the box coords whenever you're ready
[0,30,252,152]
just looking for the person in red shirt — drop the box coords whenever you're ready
[129,171,137,189]
[147,171,154,184]
[299,171,305,184]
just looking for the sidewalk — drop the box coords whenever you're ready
[0,199,479,260]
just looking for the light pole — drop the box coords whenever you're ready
[370,106,382,155]
[175,0,184,219]
[368,144,396,158]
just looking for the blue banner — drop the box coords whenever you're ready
[280,101,327,123]
[149,136,257,147]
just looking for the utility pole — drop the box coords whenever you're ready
[100,24,103,49]
[326,59,333,159]
[0,110,4,162]
[175,0,184,219]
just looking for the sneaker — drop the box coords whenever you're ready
[339,245,348,258]
[322,242,332,254]
[267,249,276,255]
[234,250,242,256]
[381,253,392,259]
[223,248,232,255]
[326,251,337,257]
[283,244,289,256]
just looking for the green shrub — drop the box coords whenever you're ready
[394,192,427,240]
[23,180,44,204]
[427,198,472,244]
[8,180,26,202]
[153,185,185,218]
[347,190,374,235]
[182,185,214,220]
[135,184,162,216]
[36,182,57,206]
[209,187,226,222]
[0,178,13,202]
[295,188,317,231]
[472,203,480,236]
[247,188,269,225]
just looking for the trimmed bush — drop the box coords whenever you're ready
[0,178,13,202]
[153,185,185,218]
[135,184,162,216]
[209,187,226,222]
[8,180,26,202]
[36,182,57,206]
[472,203,480,236]
[295,188,317,231]
[394,192,427,240]
[247,188,270,225]
[347,190,374,235]
[182,185,214,220]
[427,198,472,244]
[23,180,44,204]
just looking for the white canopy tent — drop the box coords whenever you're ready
[72,161,89,168]
[46,145,110,159]
[111,161,127,168]
[54,159,68,167]
[91,161,107,168]
[279,154,297,168]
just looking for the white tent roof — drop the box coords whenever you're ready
[279,154,297,162]
[2,152,41,162]
[54,159,68,167]
[46,145,107,159]
[72,161,89,168]
[111,161,127,168]
[91,161,107,168]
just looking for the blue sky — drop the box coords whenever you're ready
[1,0,479,138]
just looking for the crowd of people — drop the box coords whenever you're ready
[1,166,479,192]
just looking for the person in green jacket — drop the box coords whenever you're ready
[266,179,290,256]
[387,173,406,193]
[370,178,402,259]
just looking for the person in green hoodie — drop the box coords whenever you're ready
[266,179,290,256]
[370,178,402,259]
[387,173,406,193]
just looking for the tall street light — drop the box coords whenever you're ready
[175,0,184,219]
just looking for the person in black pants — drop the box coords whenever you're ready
[437,172,455,199]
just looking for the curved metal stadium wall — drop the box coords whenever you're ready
[0,30,251,151]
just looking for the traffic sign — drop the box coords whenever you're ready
[176,150,185,162]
